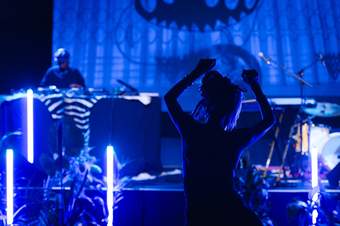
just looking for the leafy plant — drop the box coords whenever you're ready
[234,165,274,226]
[0,147,108,226]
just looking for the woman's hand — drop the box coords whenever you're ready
[242,69,259,85]
[184,58,216,82]
[192,59,216,75]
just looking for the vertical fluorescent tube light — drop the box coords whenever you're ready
[311,146,318,189]
[6,148,14,225]
[106,145,115,226]
[311,145,319,225]
[27,89,34,163]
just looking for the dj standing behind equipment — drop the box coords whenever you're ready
[39,48,86,175]
[40,48,85,88]
[164,59,275,226]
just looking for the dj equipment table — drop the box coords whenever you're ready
[0,91,162,177]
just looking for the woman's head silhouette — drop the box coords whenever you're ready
[192,70,243,130]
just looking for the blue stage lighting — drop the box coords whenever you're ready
[6,148,14,225]
[310,141,319,189]
[26,89,34,163]
[106,145,115,226]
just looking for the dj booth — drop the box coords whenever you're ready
[0,90,162,178]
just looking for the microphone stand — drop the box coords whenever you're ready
[258,53,319,180]
[259,53,323,224]
[293,58,320,181]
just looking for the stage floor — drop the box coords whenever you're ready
[112,171,340,226]
[1,170,339,226]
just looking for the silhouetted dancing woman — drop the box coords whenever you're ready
[164,59,275,226]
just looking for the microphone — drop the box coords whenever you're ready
[258,52,271,64]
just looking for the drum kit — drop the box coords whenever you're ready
[283,101,340,181]
[257,52,340,185]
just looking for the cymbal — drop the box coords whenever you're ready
[303,102,340,117]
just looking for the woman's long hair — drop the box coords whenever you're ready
[192,70,243,131]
